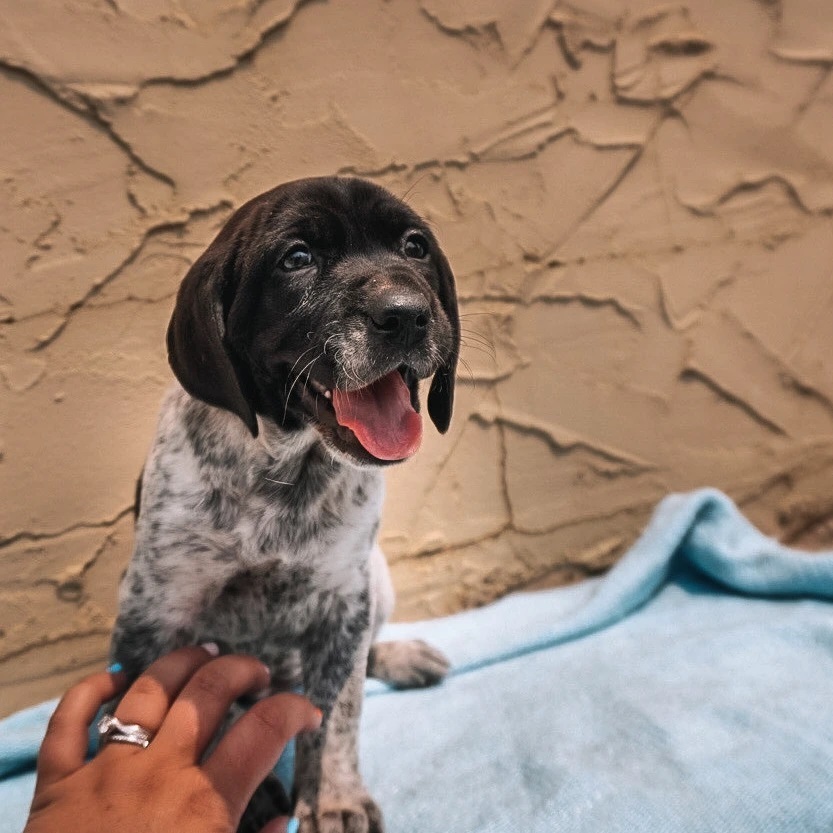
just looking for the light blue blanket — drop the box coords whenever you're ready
[2,489,833,832]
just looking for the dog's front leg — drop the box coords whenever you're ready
[294,621,382,833]
[110,577,193,679]
[109,552,235,679]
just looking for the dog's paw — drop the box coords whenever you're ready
[295,793,384,833]
[367,639,450,688]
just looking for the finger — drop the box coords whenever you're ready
[106,644,219,749]
[203,693,322,821]
[151,654,272,762]
[36,669,127,790]
[259,818,291,833]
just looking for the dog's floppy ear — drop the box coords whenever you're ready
[167,247,259,437]
[427,247,460,434]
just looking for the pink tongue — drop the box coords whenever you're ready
[332,370,422,461]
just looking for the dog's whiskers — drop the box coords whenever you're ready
[460,340,497,360]
[460,328,496,357]
[284,346,319,396]
[303,362,321,420]
[322,333,339,356]
[283,353,324,424]
[264,476,295,486]
[342,362,367,391]
[457,355,477,385]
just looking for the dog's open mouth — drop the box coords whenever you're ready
[301,367,423,463]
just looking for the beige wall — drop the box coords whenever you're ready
[3,0,833,715]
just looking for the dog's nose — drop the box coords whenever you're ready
[368,291,431,349]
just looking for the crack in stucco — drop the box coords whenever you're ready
[418,6,506,58]
[512,498,665,539]
[685,174,814,217]
[135,0,318,93]
[706,309,833,426]
[23,530,118,599]
[495,415,515,531]
[456,291,640,377]
[394,498,657,563]
[0,628,112,667]
[655,270,737,333]
[547,146,645,257]
[472,406,654,471]
[792,64,833,118]
[680,365,788,436]
[525,291,643,329]
[0,651,104,685]
[24,211,62,269]
[391,524,513,564]
[16,202,232,350]
[1,0,317,102]
[0,62,175,189]
[0,506,134,550]
[338,124,648,181]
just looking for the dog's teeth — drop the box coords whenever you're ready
[323,389,332,399]
[308,379,331,398]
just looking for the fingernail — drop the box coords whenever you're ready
[106,662,123,674]
[286,818,300,833]
[253,663,272,695]
[200,642,220,657]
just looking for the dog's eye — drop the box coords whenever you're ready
[281,244,314,271]
[403,233,429,260]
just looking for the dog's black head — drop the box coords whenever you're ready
[167,177,459,466]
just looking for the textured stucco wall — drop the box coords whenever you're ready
[3,0,833,716]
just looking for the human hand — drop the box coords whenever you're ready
[24,645,321,833]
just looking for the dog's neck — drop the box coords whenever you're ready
[255,412,340,475]
[175,384,377,503]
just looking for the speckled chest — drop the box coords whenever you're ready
[132,390,385,668]
[192,474,382,659]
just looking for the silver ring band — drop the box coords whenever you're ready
[97,714,154,750]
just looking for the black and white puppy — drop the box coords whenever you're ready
[110,177,460,832]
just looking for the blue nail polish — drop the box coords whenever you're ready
[286,818,300,833]
[107,662,123,674]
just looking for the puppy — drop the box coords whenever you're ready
[110,177,460,833]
